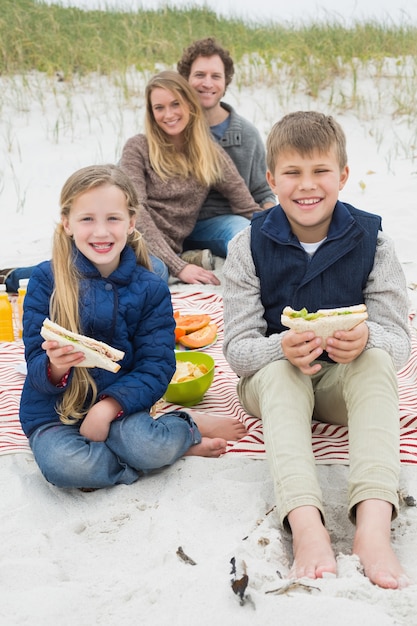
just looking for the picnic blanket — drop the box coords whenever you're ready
[1,291,417,464]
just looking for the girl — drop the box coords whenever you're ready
[20,164,245,490]
[120,71,259,286]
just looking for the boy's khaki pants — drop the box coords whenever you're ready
[238,348,400,526]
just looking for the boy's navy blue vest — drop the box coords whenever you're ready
[250,201,382,343]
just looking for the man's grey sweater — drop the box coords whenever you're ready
[200,102,276,220]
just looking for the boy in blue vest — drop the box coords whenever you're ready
[222,111,411,589]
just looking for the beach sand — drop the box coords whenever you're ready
[1,68,417,624]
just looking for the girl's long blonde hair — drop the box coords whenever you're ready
[145,70,227,186]
[51,164,151,424]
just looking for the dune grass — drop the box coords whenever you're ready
[1,1,417,135]
[2,0,417,93]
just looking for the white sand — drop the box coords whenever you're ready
[1,65,417,624]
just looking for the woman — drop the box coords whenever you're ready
[120,71,260,285]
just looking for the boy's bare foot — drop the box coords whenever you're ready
[184,437,227,458]
[353,499,410,589]
[188,410,247,441]
[288,505,337,579]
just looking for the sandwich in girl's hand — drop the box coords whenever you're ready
[40,318,125,373]
[281,304,368,347]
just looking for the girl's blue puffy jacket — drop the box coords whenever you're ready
[19,245,176,437]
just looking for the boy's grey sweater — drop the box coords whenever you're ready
[199,103,276,220]
[222,228,411,378]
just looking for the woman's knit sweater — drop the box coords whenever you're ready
[120,134,259,276]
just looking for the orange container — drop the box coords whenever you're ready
[17,278,29,339]
[0,285,14,342]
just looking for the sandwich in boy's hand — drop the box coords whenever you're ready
[281,304,368,347]
[40,318,125,372]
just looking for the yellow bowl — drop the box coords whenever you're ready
[164,351,215,407]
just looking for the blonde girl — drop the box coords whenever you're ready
[20,164,235,490]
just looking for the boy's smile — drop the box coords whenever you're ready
[267,147,349,243]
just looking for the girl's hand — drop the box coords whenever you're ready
[281,329,324,375]
[79,397,123,442]
[325,322,369,363]
[42,340,85,384]
[178,264,220,286]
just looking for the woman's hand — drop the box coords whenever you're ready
[80,397,123,442]
[42,340,85,385]
[177,264,220,286]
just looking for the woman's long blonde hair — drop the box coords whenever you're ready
[50,164,151,424]
[145,70,226,186]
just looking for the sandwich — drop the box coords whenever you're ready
[40,318,125,372]
[281,304,368,347]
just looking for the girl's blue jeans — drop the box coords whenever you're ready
[29,410,201,489]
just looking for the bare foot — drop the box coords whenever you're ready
[188,410,247,441]
[184,436,227,458]
[288,505,337,579]
[353,499,410,589]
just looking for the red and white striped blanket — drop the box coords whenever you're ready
[1,291,417,464]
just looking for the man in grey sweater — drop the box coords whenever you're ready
[177,38,276,264]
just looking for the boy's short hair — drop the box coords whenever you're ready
[266,111,348,172]
[177,37,235,88]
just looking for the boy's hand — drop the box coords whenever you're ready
[281,330,324,375]
[325,322,369,363]
[42,339,85,384]
[79,397,122,442]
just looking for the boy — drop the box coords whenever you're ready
[222,111,411,589]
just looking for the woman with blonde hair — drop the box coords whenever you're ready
[20,164,245,489]
[120,70,259,285]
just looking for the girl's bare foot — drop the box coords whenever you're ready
[184,437,227,458]
[188,410,247,441]
[353,499,410,589]
[288,505,337,579]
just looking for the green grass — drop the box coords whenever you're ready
[2,0,417,82]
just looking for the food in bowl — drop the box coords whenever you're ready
[171,360,209,383]
[164,351,215,407]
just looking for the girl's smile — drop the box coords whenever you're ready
[62,184,135,277]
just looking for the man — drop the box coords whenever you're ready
[177,37,276,266]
